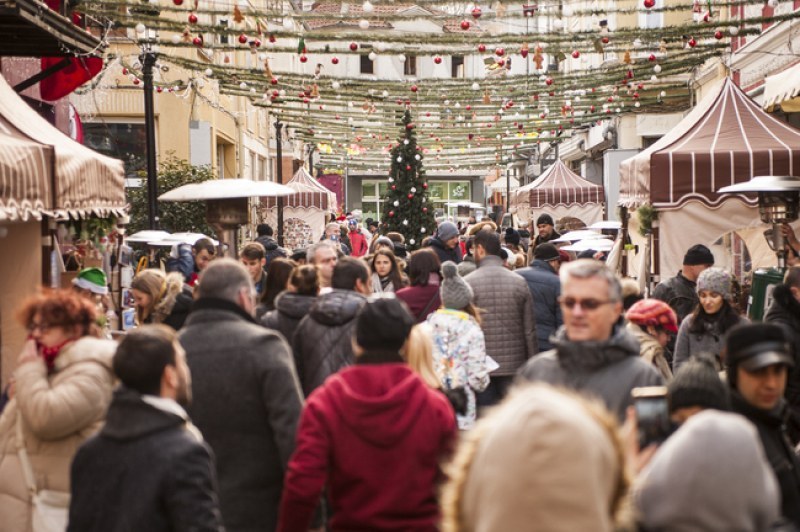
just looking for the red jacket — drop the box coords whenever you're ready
[349,231,369,257]
[277,362,457,532]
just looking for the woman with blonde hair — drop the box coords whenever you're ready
[0,289,116,531]
[130,269,193,330]
[403,323,441,389]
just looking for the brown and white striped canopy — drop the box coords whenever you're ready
[261,167,336,210]
[515,159,604,208]
[0,75,125,221]
[619,77,800,209]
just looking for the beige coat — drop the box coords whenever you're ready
[626,322,673,382]
[0,337,116,532]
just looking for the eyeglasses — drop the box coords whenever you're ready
[27,322,51,333]
[559,297,613,311]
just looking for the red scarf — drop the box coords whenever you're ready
[40,340,73,373]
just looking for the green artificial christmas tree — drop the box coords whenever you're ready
[381,110,437,249]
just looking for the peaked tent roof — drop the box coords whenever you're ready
[619,77,800,209]
[0,75,124,220]
[515,160,604,208]
[261,167,336,210]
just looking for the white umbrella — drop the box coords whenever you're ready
[552,230,610,243]
[561,238,615,252]
[148,233,219,247]
[159,179,294,201]
[588,220,622,231]
[126,230,172,243]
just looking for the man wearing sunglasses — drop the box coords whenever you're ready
[518,259,663,421]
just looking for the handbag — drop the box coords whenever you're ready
[16,416,70,532]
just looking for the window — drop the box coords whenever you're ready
[83,122,147,179]
[361,180,388,222]
[404,55,417,76]
[427,180,471,219]
[218,18,229,44]
[360,54,373,74]
[451,55,464,78]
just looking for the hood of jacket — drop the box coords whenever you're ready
[152,274,191,323]
[309,289,367,326]
[275,292,317,320]
[322,363,437,447]
[101,387,187,441]
[553,321,640,373]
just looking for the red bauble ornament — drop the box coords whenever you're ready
[478,43,487,52]
[714,30,723,39]
[238,34,248,44]
[188,13,198,24]
[156,86,163,93]
[331,57,339,64]
[688,37,697,47]
[300,55,308,63]
[406,123,414,129]
[643,0,655,8]
[349,42,358,51]
[407,193,414,199]
[633,92,640,99]
[422,182,428,189]
[467,133,474,140]
[173,0,183,5]
[471,6,482,18]
[601,36,610,44]
[590,105,596,112]
[423,207,428,213]
[648,53,656,62]
[133,78,140,85]
[406,165,412,170]
[434,56,442,64]
[521,48,529,58]
[269,34,276,43]
[460,19,471,30]
[122,67,129,75]
[545,77,553,86]
[466,105,472,110]
[271,77,278,85]
[192,35,203,47]
[389,211,395,217]
[252,39,261,48]
[497,59,505,67]
[571,50,580,58]
[410,85,418,92]
[495,47,505,56]
[390,186,396,191]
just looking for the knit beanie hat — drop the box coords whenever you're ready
[626,299,679,333]
[536,213,554,226]
[683,244,715,266]
[437,221,459,242]
[72,267,108,295]
[355,296,414,353]
[440,261,473,310]
[696,267,733,301]
[668,355,730,413]
[504,227,521,246]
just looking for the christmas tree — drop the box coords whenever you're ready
[381,109,437,249]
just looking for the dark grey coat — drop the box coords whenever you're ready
[69,388,224,532]
[292,289,367,396]
[652,271,698,325]
[517,324,664,421]
[180,298,304,532]
[516,260,562,352]
[261,292,317,346]
[465,256,538,376]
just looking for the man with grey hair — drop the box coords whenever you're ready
[179,259,304,531]
[307,240,338,292]
[517,259,663,420]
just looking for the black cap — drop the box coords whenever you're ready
[533,243,560,262]
[355,296,415,353]
[725,323,794,375]
[683,244,715,266]
[536,214,554,226]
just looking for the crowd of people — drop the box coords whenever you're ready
[0,213,799,531]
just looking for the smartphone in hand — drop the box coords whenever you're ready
[632,386,671,448]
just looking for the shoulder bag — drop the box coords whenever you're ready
[16,415,70,532]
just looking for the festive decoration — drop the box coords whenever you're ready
[460,19,471,30]
[381,110,436,249]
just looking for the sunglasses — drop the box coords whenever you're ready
[559,297,613,311]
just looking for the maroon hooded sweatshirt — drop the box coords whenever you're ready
[277,360,457,532]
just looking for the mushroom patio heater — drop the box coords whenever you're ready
[718,175,800,319]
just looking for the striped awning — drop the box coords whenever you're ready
[515,160,604,208]
[619,78,800,209]
[261,167,337,210]
[0,74,125,221]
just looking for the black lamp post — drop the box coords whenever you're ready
[275,119,284,246]
[140,49,159,230]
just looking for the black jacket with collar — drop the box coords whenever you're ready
[69,387,224,532]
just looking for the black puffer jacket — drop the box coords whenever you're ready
[292,290,367,397]
[764,283,800,430]
[731,392,800,527]
[652,271,698,325]
[261,292,317,345]
[426,236,462,265]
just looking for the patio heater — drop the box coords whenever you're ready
[718,175,800,319]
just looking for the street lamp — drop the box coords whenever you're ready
[135,20,160,230]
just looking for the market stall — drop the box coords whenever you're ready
[259,167,336,250]
[619,77,800,280]
[512,159,604,230]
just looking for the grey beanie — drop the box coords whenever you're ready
[668,356,730,413]
[440,261,473,310]
[696,267,733,301]
[437,221,459,242]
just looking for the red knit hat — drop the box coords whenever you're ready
[626,299,679,333]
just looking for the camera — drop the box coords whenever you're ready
[632,386,671,448]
